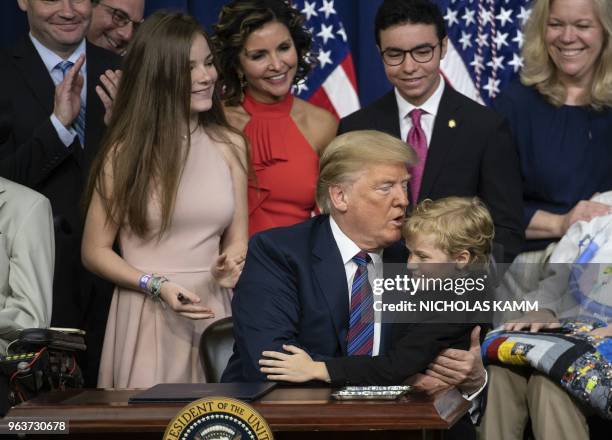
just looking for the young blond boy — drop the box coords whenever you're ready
[258,196,495,387]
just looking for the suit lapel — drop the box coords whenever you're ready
[0,180,6,211]
[375,91,402,139]
[82,43,120,174]
[380,247,403,354]
[420,86,462,200]
[379,323,394,355]
[311,216,350,355]
[82,42,103,171]
[11,38,55,116]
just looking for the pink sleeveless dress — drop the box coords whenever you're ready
[98,132,234,388]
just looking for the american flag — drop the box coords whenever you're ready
[437,0,532,105]
[292,0,360,118]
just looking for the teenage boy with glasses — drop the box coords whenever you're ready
[338,0,524,265]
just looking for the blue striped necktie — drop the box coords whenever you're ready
[347,251,374,356]
[56,60,86,148]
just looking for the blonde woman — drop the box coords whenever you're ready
[485,1,612,438]
[494,0,612,255]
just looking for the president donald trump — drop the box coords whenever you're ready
[222,130,484,401]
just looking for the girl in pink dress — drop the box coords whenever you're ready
[82,12,248,388]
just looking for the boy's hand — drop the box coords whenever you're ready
[259,345,329,382]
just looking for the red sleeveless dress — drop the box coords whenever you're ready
[243,91,319,236]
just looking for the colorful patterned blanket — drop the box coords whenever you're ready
[482,319,612,419]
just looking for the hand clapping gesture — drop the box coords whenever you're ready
[53,54,85,128]
[96,69,122,126]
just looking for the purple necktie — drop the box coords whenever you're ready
[347,251,374,356]
[407,108,428,203]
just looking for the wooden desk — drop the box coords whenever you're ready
[2,387,470,439]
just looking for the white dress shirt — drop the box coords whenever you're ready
[329,216,382,356]
[396,75,445,146]
[29,33,87,147]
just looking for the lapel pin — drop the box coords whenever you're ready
[448,119,457,128]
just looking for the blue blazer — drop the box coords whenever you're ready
[223,215,376,382]
[222,213,473,383]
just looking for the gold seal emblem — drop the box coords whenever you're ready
[163,396,273,440]
[448,119,457,128]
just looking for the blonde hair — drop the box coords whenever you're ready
[403,197,494,265]
[316,130,416,213]
[521,0,612,110]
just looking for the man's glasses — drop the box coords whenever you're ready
[98,2,143,29]
[381,42,441,66]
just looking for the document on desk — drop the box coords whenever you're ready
[331,385,412,400]
[128,382,276,403]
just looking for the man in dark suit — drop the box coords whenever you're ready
[223,131,485,400]
[0,0,120,385]
[338,0,523,264]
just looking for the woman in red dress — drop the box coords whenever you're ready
[214,0,338,236]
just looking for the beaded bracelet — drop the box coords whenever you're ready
[139,274,152,292]
[147,276,169,301]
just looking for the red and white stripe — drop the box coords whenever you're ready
[441,41,483,104]
[308,54,360,119]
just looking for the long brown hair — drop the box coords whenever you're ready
[85,11,245,238]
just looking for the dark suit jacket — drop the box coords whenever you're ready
[221,215,473,384]
[324,322,472,386]
[222,216,350,382]
[338,86,524,263]
[0,37,120,385]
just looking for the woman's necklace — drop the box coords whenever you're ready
[182,124,199,140]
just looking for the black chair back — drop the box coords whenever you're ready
[199,317,234,383]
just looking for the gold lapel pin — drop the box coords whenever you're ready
[448,119,457,128]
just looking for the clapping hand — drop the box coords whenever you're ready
[96,69,122,126]
[53,54,85,128]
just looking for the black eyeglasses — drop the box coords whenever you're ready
[98,2,143,29]
[381,42,441,66]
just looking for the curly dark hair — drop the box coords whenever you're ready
[212,0,315,106]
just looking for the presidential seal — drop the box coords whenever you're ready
[163,396,273,440]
